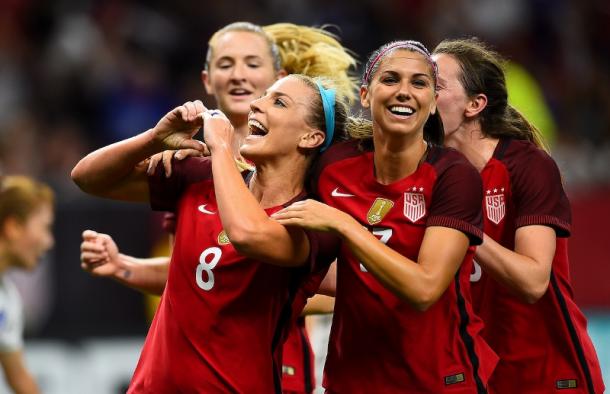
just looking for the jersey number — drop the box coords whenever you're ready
[196,247,222,291]
[360,228,393,272]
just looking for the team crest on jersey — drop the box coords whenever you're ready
[485,188,505,224]
[367,198,394,225]
[403,187,426,223]
[217,230,230,245]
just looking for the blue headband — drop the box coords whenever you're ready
[315,81,336,152]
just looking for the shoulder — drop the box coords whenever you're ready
[502,139,559,178]
[309,139,369,193]
[172,156,214,183]
[427,146,481,184]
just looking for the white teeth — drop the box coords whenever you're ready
[248,119,268,134]
[389,106,414,115]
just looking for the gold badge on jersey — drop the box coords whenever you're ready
[217,230,230,245]
[367,198,394,225]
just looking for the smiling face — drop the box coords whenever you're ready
[240,76,323,162]
[431,53,470,140]
[360,49,437,139]
[5,203,54,271]
[202,31,280,121]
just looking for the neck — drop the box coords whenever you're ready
[248,155,309,208]
[0,242,10,274]
[444,120,498,172]
[372,130,428,184]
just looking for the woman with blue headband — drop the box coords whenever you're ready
[71,73,350,393]
[272,40,499,393]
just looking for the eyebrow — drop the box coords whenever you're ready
[216,54,263,63]
[268,90,294,103]
[379,70,432,80]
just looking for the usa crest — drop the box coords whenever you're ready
[485,188,505,224]
[403,188,426,222]
[367,198,394,225]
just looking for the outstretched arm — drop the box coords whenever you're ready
[273,200,469,311]
[202,111,311,267]
[475,225,555,303]
[80,230,169,295]
[71,101,207,202]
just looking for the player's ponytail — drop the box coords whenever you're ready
[263,23,358,104]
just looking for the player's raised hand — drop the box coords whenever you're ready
[152,100,208,152]
[271,199,353,233]
[80,230,123,278]
[201,109,234,153]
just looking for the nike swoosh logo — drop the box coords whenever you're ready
[198,204,216,215]
[331,187,354,198]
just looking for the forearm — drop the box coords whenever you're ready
[210,146,305,265]
[111,255,169,295]
[335,219,441,310]
[71,129,162,198]
[301,294,335,315]
[475,233,553,303]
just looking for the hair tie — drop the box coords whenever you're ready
[315,81,336,152]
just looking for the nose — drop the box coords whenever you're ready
[396,80,412,101]
[250,97,263,113]
[230,62,246,81]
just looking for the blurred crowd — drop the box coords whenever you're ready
[0,0,609,340]
[1,0,609,191]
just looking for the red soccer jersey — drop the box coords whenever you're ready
[313,140,498,393]
[472,138,605,393]
[128,157,336,393]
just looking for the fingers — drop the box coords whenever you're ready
[82,229,98,241]
[174,148,205,160]
[162,150,173,177]
[147,152,163,175]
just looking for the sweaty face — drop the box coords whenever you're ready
[204,31,279,120]
[9,203,54,270]
[361,49,437,138]
[241,76,317,162]
[431,53,470,140]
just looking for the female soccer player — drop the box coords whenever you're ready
[432,38,604,394]
[0,176,55,394]
[272,40,498,393]
[79,21,353,394]
[71,73,350,392]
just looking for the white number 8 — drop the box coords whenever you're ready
[196,247,222,291]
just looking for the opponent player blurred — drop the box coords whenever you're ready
[0,176,54,394]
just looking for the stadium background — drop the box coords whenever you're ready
[0,0,608,392]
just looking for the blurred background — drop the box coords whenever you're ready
[0,0,608,392]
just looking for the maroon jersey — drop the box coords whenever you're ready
[472,138,604,393]
[313,140,498,393]
[128,157,336,394]
[281,316,316,394]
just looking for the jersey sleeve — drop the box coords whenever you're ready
[511,149,571,236]
[304,231,340,276]
[0,286,24,353]
[427,158,484,245]
[148,156,213,212]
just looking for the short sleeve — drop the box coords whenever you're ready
[0,283,24,353]
[427,159,484,245]
[148,157,213,212]
[511,150,571,236]
[304,231,340,275]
